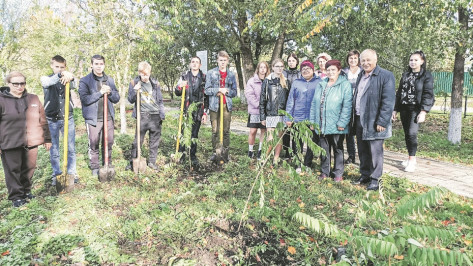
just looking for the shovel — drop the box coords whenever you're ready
[133,87,147,173]
[99,91,116,182]
[56,82,75,193]
[175,83,186,160]
[214,94,225,165]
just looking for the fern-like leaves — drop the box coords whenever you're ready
[407,245,473,266]
[353,235,399,257]
[292,212,339,237]
[401,225,455,244]
[396,186,448,218]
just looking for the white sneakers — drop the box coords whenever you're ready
[402,160,417,172]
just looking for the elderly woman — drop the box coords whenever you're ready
[0,72,51,207]
[392,51,434,172]
[260,59,289,164]
[285,60,321,172]
[245,61,269,159]
[342,50,362,164]
[316,52,332,79]
[310,60,352,181]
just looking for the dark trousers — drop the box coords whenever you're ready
[345,132,356,158]
[210,104,231,156]
[355,116,384,180]
[283,130,291,157]
[400,106,419,156]
[178,119,201,159]
[86,120,114,170]
[319,134,345,177]
[291,124,319,167]
[131,113,162,164]
[1,147,38,201]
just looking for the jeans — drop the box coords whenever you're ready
[48,117,77,177]
[400,105,419,156]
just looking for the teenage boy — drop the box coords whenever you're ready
[175,56,208,166]
[204,51,237,162]
[78,55,120,176]
[40,55,78,185]
[126,61,165,170]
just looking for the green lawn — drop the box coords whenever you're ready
[1,108,472,265]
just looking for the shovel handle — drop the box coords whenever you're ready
[103,90,109,167]
[62,82,70,174]
[136,88,141,159]
[176,85,186,153]
[219,94,223,144]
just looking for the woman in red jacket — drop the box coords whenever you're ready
[0,71,51,207]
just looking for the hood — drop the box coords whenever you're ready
[295,74,320,83]
[0,86,29,113]
[319,73,348,87]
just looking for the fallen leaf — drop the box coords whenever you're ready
[280,238,286,246]
[309,236,315,242]
[318,257,326,265]
[394,254,404,260]
[296,197,302,203]
[287,246,296,255]
[340,239,348,246]
[299,202,305,208]
[1,250,10,256]
[464,240,472,246]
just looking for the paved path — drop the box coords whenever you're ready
[165,106,473,198]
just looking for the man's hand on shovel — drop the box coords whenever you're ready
[133,82,142,91]
[60,71,74,85]
[100,85,111,95]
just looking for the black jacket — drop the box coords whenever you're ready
[283,69,301,90]
[42,73,74,120]
[260,75,289,121]
[394,69,435,112]
[128,76,165,120]
[175,70,208,121]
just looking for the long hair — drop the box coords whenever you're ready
[271,58,288,89]
[254,61,270,77]
[407,50,427,73]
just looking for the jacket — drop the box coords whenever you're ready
[309,75,352,135]
[175,70,208,121]
[283,69,302,90]
[342,66,362,90]
[394,69,435,112]
[259,74,289,121]
[128,76,165,120]
[78,72,120,126]
[352,65,396,140]
[0,87,51,150]
[41,73,74,120]
[285,75,321,122]
[244,74,263,115]
[204,67,238,112]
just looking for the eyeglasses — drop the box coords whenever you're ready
[301,67,313,72]
[274,65,284,68]
[10,82,26,87]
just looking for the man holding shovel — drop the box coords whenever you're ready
[175,56,208,167]
[205,51,237,163]
[79,55,120,176]
[41,55,78,186]
[126,61,165,171]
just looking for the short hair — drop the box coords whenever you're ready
[51,55,66,64]
[360,49,377,60]
[191,56,202,64]
[91,54,105,64]
[317,52,332,62]
[325,60,342,70]
[346,50,360,66]
[287,53,299,66]
[217,51,230,60]
[5,71,26,83]
[254,61,270,76]
[138,61,152,73]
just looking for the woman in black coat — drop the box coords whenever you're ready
[392,51,434,172]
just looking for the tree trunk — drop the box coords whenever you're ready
[447,7,468,144]
[233,52,245,103]
[119,44,132,134]
[271,31,285,63]
[237,9,254,101]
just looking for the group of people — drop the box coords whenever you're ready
[0,48,434,207]
[244,49,434,190]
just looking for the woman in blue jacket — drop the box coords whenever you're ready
[310,60,352,181]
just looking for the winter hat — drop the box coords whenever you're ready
[300,60,315,71]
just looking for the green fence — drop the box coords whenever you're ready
[432,72,473,96]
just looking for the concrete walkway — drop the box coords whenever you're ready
[226,120,473,199]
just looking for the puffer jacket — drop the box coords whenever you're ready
[0,87,51,150]
[309,75,353,135]
[174,70,208,121]
[283,69,301,90]
[259,74,289,121]
[204,67,238,112]
[394,69,435,112]
[285,75,321,122]
[128,76,166,120]
[244,74,263,115]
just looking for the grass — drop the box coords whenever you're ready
[1,106,472,265]
[385,112,473,165]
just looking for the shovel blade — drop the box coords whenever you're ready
[99,166,115,182]
[133,158,147,174]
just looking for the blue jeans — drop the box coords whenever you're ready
[48,117,77,177]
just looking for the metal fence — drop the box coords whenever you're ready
[432,72,473,96]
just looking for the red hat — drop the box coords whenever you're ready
[325,60,342,70]
[300,60,315,71]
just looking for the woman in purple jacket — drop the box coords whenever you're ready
[244,61,269,159]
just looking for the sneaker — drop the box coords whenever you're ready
[401,160,409,167]
[345,156,355,164]
[92,169,99,176]
[74,177,80,184]
[12,199,27,208]
[248,150,254,159]
[148,163,159,170]
[257,150,262,160]
[334,176,343,182]
[25,193,35,200]
[209,153,217,162]
[191,157,200,167]
[404,161,417,172]
[318,173,328,181]
[295,167,302,174]
[51,176,57,186]
[125,163,133,171]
